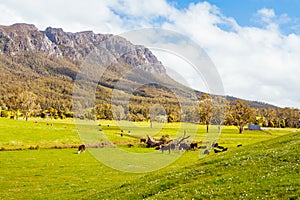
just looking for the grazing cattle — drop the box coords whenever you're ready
[215,144,228,152]
[78,144,86,154]
[146,136,161,148]
[155,146,161,150]
[237,144,242,147]
[170,143,176,151]
[204,149,210,155]
[160,145,171,154]
[120,133,123,137]
[179,143,189,151]
[222,147,228,152]
[140,138,147,143]
[212,142,219,148]
[190,142,198,150]
[199,145,207,149]
[127,144,133,148]
[214,148,222,153]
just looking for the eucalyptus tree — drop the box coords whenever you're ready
[231,100,254,133]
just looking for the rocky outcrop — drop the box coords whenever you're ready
[0,23,166,74]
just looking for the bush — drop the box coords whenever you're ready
[1,110,9,118]
[40,111,47,119]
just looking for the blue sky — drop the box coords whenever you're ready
[172,0,300,22]
[170,0,300,34]
[1,0,300,108]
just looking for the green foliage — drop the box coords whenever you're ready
[1,110,9,117]
[0,51,299,126]
[167,113,175,123]
[231,100,254,133]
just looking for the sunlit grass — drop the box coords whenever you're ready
[0,118,299,198]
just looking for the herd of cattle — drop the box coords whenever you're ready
[139,136,241,155]
[77,140,236,155]
[77,125,243,154]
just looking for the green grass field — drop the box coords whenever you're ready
[0,118,299,199]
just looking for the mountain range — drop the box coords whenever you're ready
[0,23,276,116]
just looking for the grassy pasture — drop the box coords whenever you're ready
[0,118,293,150]
[0,118,80,150]
[0,118,299,199]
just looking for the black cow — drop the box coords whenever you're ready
[190,143,198,150]
[160,145,171,154]
[170,143,176,150]
[222,147,228,152]
[127,144,133,148]
[237,144,242,147]
[204,149,210,155]
[214,148,222,153]
[212,142,219,148]
[179,143,189,151]
[140,138,147,143]
[78,144,86,154]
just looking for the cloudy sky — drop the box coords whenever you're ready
[1,0,300,108]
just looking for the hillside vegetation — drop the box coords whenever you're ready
[0,23,300,131]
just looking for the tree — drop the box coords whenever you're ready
[19,91,39,121]
[224,100,235,126]
[167,113,175,123]
[231,100,254,133]
[112,105,125,121]
[48,107,56,119]
[260,108,277,127]
[199,94,213,133]
[6,89,21,119]
[211,96,228,133]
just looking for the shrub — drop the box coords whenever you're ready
[1,110,9,118]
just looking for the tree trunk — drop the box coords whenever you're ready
[206,123,209,133]
[25,112,29,121]
[217,125,221,134]
[239,126,243,133]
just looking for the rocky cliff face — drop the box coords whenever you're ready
[0,23,166,74]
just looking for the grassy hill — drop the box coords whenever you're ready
[95,132,300,199]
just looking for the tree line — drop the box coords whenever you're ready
[1,90,299,133]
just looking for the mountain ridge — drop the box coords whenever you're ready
[0,23,166,74]
[0,23,277,114]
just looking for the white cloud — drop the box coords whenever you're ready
[158,3,300,108]
[257,8,275,22]
[0,0,300,108]
[0,4,24,25]
[0,0,125,33]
